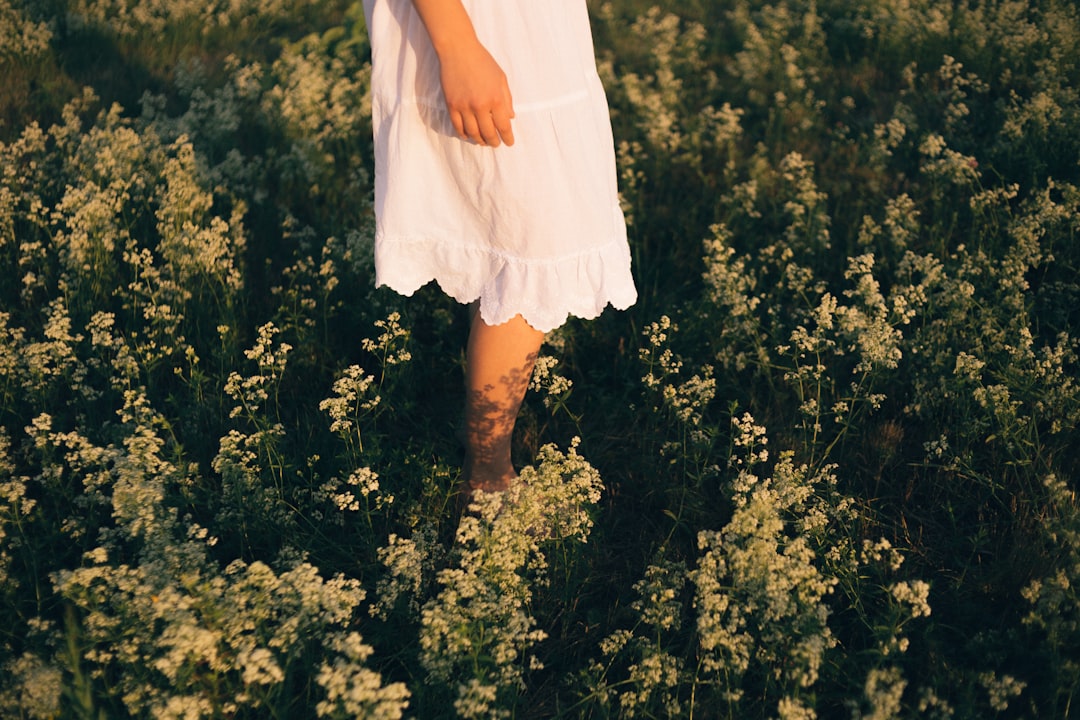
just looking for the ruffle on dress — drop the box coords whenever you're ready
[374,204,636,333]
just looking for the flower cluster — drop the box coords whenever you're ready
[694,418,840,710]
[370,524,442,620]
[320,364,380,440]
[588,558,688,718]
[420,441,602,717]
[640,316,716,433]
[528,354,574,410]
[64,0,316,37]
[362,311,412,368]
[0,1,52,60]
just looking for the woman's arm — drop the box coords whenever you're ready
[411,0,515,147]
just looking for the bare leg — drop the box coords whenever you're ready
[462,308,545,497]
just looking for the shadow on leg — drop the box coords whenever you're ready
[460,308,545,500]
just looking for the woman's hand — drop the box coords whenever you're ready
[439,40,515,147]
[411,0,515,147]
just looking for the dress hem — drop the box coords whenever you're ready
[374,229,637,333]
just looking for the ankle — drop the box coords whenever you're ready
[462,458,516,494]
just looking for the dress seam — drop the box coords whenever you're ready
[371,88,593,115]
[375,226,628,266]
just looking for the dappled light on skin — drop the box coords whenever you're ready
[461,310,544,499]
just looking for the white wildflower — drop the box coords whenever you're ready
[852,666,907,720]
[890,580,932,618]
[362,312,411,366]
[978,671,1026,713]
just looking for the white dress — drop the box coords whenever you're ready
[362,0,637,333]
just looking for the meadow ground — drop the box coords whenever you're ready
[1,0,1079,717]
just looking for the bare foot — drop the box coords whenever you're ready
[457,458,517,518]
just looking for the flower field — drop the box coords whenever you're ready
[1,0,1079,717]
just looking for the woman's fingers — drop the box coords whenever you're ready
[478,114,500,146]
[439,42,515,147]
[476,105,514,147]
[458,112,481,145]
[449,93,514,146]
[451,105,514,147]
[493,96,515,146]
[450,111,465,142]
